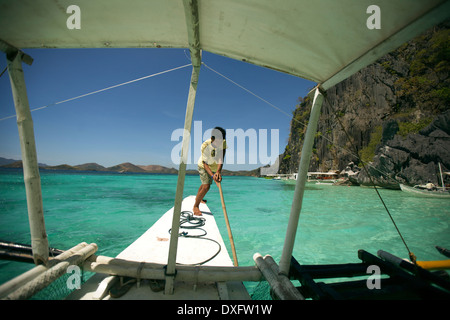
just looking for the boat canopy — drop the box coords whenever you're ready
[1,0,449,294]
[1,0,449,89]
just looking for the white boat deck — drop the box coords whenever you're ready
[68,196,250,300]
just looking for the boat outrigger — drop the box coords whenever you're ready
[1,0,449,300]
[67,196,252,300]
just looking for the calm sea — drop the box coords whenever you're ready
[1,168,449,296]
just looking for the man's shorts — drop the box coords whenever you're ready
[198,166,212,185]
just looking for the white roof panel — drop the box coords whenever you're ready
[0,0,188,49]
[0,0,449,87]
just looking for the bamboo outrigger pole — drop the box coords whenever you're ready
[278,87,324,276]
[165,64,200,295]
[6,50,49,266]
[165,0,201,295]
[216,181,238,266]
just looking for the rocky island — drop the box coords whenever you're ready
[279,23,449,189]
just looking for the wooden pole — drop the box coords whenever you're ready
[253,253,304,300]
[165,0,201,295]
[1,243,96,300]
[438,163,445,190]
[165,65,199,295]
[7,51,48,266]
[0,242,88,299]
[216,181,238,266]
[0,240,64,264]
[84,255,262,282]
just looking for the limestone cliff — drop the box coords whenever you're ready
[279,22,450,188]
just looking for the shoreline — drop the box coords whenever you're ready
[0,166,260,177]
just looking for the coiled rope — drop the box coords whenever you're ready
[168,211,222,266]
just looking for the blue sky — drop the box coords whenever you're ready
[0,49,315,170]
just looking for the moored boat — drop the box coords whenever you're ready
[1,0,449,301]
[307,171,339,184]
[400,163,450,198]
[400,184,450,198]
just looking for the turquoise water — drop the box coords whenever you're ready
[1,169,449,295]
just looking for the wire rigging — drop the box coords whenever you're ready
[203,61,415,261]
[202,62,296,121]
[0,63,192,122]
[323,94,415,262]
[201,61,400,183]
[0,66,7,79]
[0,55,417,260]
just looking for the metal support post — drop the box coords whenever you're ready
[278,87,324,276]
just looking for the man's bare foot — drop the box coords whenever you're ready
[193,206,202,216]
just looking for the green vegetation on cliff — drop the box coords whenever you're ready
[395,27,450,113]
[279,22,449,183]
[359,126,382,165]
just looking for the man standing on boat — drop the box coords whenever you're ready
[193,127,227,216]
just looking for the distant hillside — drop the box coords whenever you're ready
[138,165,178,174]
[0,158,175,174]
[106,162,147,173]
[0,160,24,168]
[75,163,106,171]
[0,157,261,176]
[45,164,77,171]
[0,157,17,166]
[0,158,47,167]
